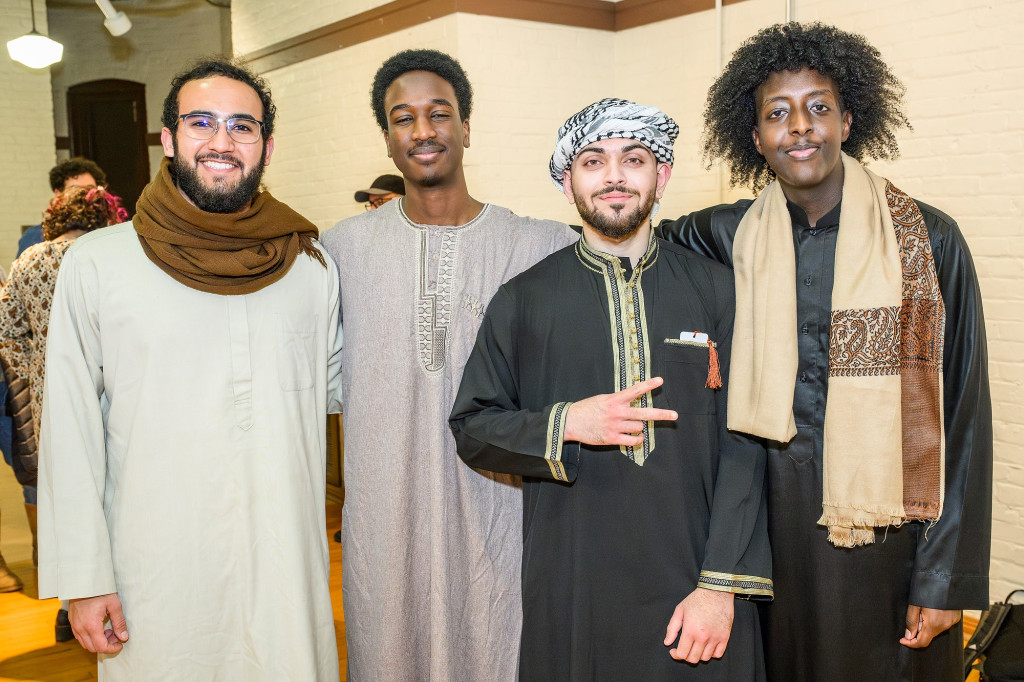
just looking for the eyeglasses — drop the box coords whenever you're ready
[178,114,264,144]
[364,195,398,211]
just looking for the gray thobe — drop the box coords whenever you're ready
[321,200,576,682]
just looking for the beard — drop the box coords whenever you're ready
[574,185,656,240]
[172,138,266,213]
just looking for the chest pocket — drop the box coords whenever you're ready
[278,314,318,391]
[659,339,716,415]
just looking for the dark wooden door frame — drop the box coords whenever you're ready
[67,79,150,216]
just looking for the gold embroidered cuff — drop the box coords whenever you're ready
[545,402,572,482]
[698,570,774,598]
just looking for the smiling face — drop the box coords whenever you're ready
[160,75,274,213]
[752,67,852,206]
[383,70,469,189]
[563,138,670,240]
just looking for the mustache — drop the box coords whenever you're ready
[408,142,444,155]
[592,185,638,199]
[196,152,244,168]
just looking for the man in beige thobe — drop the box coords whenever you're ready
[37,59,342,681]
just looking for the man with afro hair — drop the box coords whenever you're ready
[658,22,991,682]
[321,49,576,681]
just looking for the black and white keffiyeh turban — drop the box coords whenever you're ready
[548,97,679,190]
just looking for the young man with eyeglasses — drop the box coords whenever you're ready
[36,59,343,681]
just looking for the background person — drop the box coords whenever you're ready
[354,173,404,210]
[0,185,127,640]
[17,158,108,258]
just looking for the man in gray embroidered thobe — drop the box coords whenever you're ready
[450,99,772,681]
[320,49,576,681]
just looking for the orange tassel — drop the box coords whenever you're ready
[705,339,722,389]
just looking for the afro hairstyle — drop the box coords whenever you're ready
[701,22,910,192]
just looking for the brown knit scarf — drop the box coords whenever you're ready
[134,158,325,295]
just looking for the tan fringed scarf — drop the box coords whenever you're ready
[730,153,945,547]
[134,157,326,295]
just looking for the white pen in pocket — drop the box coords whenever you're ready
[679,331,709,343]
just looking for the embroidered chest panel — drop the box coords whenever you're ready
[416,227,460,375]
[576,237,658,465]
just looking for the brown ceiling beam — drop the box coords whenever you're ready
[615,0,746,31]
[241,0,746,74]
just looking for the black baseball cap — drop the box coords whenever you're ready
[354,174,405,202]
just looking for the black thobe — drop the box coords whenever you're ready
[657,198,992,682]
[450,235,772,681]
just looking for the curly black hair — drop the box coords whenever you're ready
[370,49,473,133]
[49,157,107,192]
[702,22,910,192]
[162,58,277,140]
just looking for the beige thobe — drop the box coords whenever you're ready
[37,223,343,681]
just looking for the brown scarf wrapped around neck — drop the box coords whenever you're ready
[134,158,325,295]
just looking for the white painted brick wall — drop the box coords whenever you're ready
[788,0,1024,603]
[47,2,229,184]
[260,16,459,230]
[232,0,392,56]
[0,0,57,270]
[233,0,1024,599]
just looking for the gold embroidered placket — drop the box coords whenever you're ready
[575,233,659,466]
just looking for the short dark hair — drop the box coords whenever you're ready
[371,49,473,133]
[49,157,106,192]
[701,22,911,192]
[161,58,277,139]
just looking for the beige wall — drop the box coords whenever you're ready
[238,0,1023,599]
[0,1,58,269]
[232,0,392,56]
[48,0,230,182]
[790,0,1024,603]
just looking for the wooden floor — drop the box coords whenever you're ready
[0,461,981,682]
[0,464,347,681]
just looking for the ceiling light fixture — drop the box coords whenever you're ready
[6,0,64,69]
[95,0,132,37]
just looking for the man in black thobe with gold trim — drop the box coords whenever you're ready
[450,99,772,681]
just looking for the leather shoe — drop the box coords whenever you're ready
[55,609,74,642]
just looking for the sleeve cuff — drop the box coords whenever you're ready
[910,570,990,610]
[39,560,117,601]
[544,401,573,482]
[698,570,774,600]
